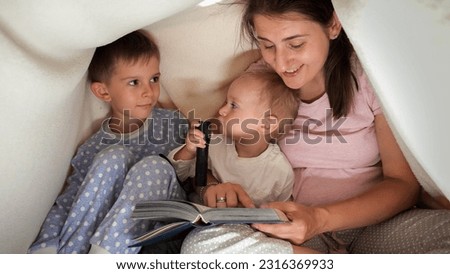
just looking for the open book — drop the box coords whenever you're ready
[129,199,288,247]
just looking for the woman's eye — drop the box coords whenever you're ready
[290,43,304,49]
[128,80,138,86]
[150,76,160,83]
[230,102,238,109]
[257,41,274,50]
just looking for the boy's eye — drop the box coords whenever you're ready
[150,76,160,83]
[128,80,139,86]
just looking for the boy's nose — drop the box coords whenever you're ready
[142,84,153,97]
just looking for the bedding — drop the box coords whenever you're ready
[0,0,449,253]
[332,0,450,198]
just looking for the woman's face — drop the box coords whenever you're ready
[253,13,333,91]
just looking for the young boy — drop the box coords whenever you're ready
[167,71,301,253]
[28,30,188,254]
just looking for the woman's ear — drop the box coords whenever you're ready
[329,11,342,40]
[90,82,111,102]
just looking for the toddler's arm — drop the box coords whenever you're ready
[173,123,205,161]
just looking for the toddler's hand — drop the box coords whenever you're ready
[185,122,206,153]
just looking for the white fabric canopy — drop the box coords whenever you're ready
[333,0,450,197]
[0,0,203,253]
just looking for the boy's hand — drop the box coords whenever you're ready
[202,182,255,209]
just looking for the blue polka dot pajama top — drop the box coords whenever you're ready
[28,108,188,254]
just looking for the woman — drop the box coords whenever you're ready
[238,0,450,253]
[194,0,449,254]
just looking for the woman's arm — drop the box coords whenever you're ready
[253,114,420,244]
[320,114,420,231]
[418,188,450,209]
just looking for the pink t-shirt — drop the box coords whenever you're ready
[279,62,383,206]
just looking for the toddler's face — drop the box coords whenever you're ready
[218,75,269,143]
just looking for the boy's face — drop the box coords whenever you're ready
[103,56,160,124]
[218,75,270,142]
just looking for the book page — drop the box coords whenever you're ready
[202,207,289,224]
[132,200,200,221]
[129,221,194,247]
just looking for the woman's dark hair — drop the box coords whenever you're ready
[240,0,358,118]
[88,30,160,83]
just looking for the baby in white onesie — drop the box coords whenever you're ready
[168,70,300,253]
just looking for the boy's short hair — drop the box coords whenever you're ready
[87,30,160,83]
[244,71,300,139]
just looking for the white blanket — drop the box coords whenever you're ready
[0,0,449,253]
[333,0,450,197]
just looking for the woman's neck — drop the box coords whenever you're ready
[299,70,326,103]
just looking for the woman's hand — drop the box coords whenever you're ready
[202,182,255,209]
[251,201,328,245]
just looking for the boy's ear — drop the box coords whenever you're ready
[259,114,279,135]
[90,82,111,102]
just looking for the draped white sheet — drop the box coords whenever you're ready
[0,0,448,253]
[333,0,450,198]
[0,0,203,253]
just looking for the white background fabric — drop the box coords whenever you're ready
[333,0,450,197]
[0,0,202,253]
[1,0,449,253]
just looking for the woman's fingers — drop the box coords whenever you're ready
[252,201,325,245]
[203,183,254,208]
